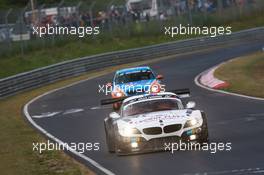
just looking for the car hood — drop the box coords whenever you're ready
[117,109,201,128]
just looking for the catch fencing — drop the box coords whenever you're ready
[0,0,263,56]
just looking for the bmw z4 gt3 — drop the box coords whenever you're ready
[102,91,209,155]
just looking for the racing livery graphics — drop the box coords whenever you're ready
[108,66,164,110]
[102,90,209,155]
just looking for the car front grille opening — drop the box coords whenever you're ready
[163,124,182,133]
[143,127,162,135]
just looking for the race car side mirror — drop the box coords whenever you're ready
[109,112,120,119]
[186,101,196,109]
[156,74,163,80]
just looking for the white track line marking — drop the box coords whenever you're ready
[32,111,61,118]
[63,108,84,115]
[182,167,264,175]
[90,106,112,110]
[245,117,257,122]
[23,78,115,175]
[212,114,264,126]
[249,113,264,117]
[194,62,264,101]
[31,108,85,118]
[253,170,264,174]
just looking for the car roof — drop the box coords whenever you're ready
[123,92,179,104]
[116,66,151,75]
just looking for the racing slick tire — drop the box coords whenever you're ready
[199,112,209,144]
[113,130,127,156]
[104,120,115,153]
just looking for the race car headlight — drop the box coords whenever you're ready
[115,92,123,97]
[184,118,198,128]
[150,83,161,94]
[112,88,125,98]
[118,127,141,137]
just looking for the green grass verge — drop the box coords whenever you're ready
[0,35,174,78]
[215,52,264,98]
[0,75,100,175]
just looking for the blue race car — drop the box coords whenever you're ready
[108,66,164,110]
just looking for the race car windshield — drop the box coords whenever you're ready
[123,99,181,117]
[115,71,155,84]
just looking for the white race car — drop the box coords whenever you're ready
[101,90,209,155]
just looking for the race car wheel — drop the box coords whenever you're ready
[199,112,209,143]
[104,121,115,153]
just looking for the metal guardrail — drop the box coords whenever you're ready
[0,27,263,99]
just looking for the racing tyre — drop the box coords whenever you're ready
[104,121,115,153]
[199,112,209,143]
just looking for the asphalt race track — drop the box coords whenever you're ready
[26,40,264,175]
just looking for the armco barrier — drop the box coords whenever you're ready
[0,27,263,99]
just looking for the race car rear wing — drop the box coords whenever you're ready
[100,88,190,105]
[101,97,126,105]
[169,88,190,98]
